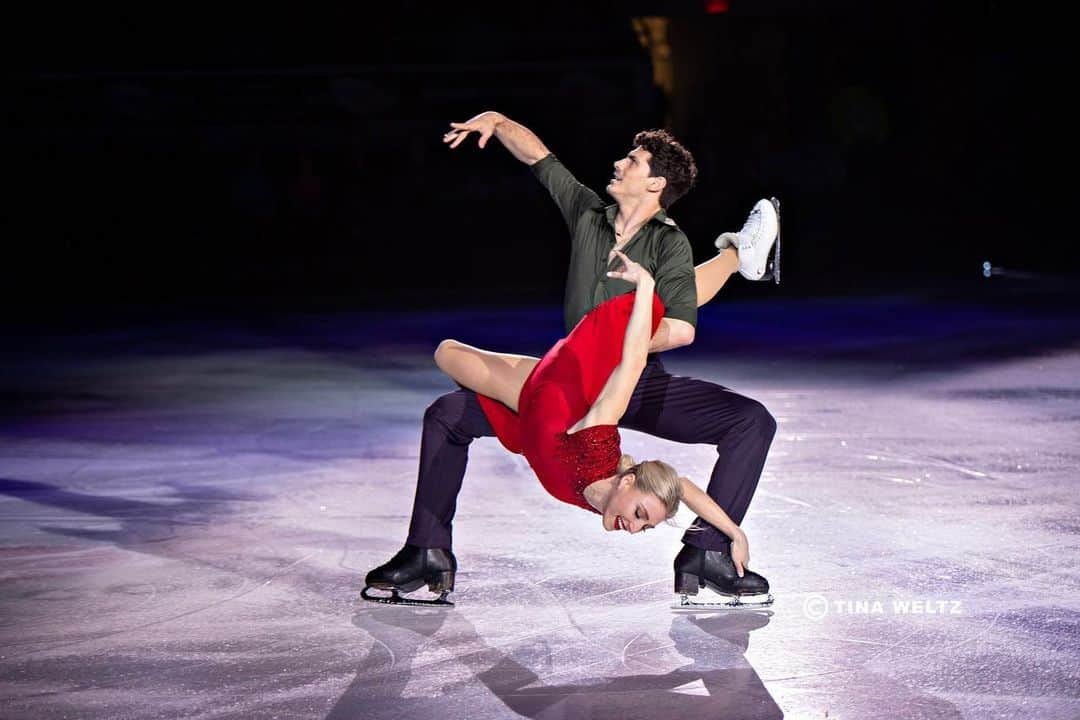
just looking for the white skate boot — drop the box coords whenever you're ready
[714,197,781,283]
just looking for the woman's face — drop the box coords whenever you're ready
[601,473,667,534]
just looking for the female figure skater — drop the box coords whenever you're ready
[363,244,772,609]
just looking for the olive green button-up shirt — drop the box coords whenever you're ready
[531,153,698,334]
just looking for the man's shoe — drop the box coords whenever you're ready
[361,544,457,607]
[672,544,774,610]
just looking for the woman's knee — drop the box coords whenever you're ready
[434,339,462,373]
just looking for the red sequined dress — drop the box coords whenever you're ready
[477,292,665,513]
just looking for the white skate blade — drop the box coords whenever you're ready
[671,585,775,612]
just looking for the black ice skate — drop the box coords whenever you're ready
[671,544,774,611]
[361,544,457,607]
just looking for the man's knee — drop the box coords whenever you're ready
[737,398,777,441]
[424,390,468,430]
[425,389,489,444]
[751,400,778,440]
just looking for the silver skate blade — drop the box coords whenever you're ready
[361,586,454,608]
[769,196,781,285]
[758,196,781,284]
[671,591,775,612]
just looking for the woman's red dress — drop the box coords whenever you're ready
[476,292,665,512]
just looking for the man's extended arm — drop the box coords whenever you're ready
[446,110,602,241]
[444,111,549,165]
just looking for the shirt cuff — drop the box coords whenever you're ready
[663,305,698,328]
[530,152,557,170]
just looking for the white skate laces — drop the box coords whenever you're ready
[714,198,780,282]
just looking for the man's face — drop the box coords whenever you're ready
[607,147,662,201]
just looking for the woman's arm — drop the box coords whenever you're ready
[679,478,740,538]
[680,476,751,576]
[567,251,655,432]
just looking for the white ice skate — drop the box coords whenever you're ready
[715,197,781,284]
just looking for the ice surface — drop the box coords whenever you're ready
[2,297,1078,719]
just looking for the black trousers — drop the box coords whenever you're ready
[406,356,776,553]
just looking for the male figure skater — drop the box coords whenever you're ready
[364,110,779,607]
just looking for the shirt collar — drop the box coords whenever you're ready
[597,203,678,228]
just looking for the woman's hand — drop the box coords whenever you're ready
[607,249,654,287]
[729,528,750,578]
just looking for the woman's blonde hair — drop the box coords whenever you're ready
[617,454,683,520]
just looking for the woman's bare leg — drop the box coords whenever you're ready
[434,340,539,412]
[695,247,740,307]
[435,247,736,406]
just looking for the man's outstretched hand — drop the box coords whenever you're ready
[443,111,504,150]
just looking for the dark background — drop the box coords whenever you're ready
[5,1,1070,326]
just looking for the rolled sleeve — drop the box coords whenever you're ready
[531,153,604,237]
[654,229,698,328]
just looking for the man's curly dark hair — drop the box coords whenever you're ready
[633,129,698,209]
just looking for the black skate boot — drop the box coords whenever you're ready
[361,544,457,607]
[672,544,774,611]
